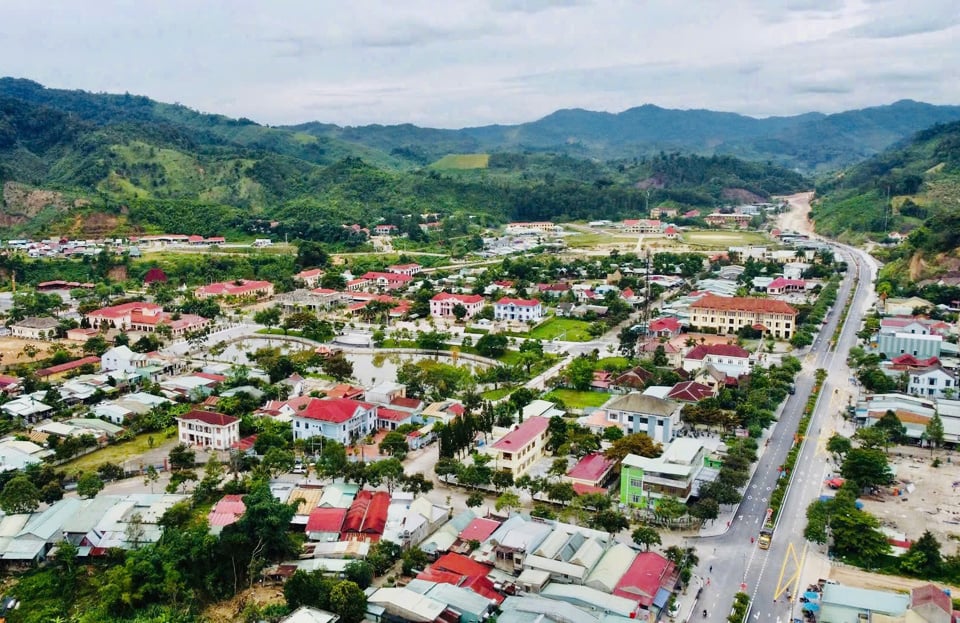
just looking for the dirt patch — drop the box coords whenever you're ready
[722,188,766,204]
[830,565,960,595]
[0,181,75,226]
[908,252,927,281]
[202,584,286,623]
[0,337,60,370]
[775,192,816,236]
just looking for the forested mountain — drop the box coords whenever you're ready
[290,101,960,173]
[813,121,960,293]
[0,79,809,241]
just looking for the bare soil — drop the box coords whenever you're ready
[203,584,286,623]
[830,565,960,595]
[776,192,816,237]
[0,337,60,370]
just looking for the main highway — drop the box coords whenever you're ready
[697,242,877,623]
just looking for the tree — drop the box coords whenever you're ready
[466,492,485,508]
[330,580,367,623]
[401,547,430,576]
[476,334,509,358]
[491,470,514,493]
[284,570,333,611]
[316,440,348,481]
[367,458,405,494]
[169,443,196,472]
[546,481,575,505]
[826,434,852,461]
[321,352,354,381]
[567,356,595,391]
[925,412,945,452]
[875,410,906,445]
[841,448,893,491]
[379,432,409,459]
[853,425,891,452]
[495,492,521,513]
[452,303,468,322]
[0,476,40,514]
[260,447,296,477]
[829,506,891,563]
[343,560,374,589]
[40,481,64,504]
[254,307,282,331]
[604,433,663,464]
[590,509,629,535]
[688,497,720,523]
[901,530,942,577]
[77,473,104,499]
[652,345,668,367]
[416,331,448,352]
[603,426,624,441]
[632,525,662,551]
[400,472,434,495]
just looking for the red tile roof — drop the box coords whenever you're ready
[572,483,608,496]
[36,356,101,377]
[911,584,952,615]
[325,384,365,400]
[179,410,239,427]
[495,297,540,307]
[431,292,484,304]
[208,494,246,527]
[296,268,325,279]
[306,507,347,534]
[566,453,615,482]
[361,271,413,282]
[649,317,681,333]
[458,518,501,543]
[691,295,796,315]
[196,279,273,297]
[890,354,940,367]
[767,277,805,289]
[684,344,751,360]
[341,490,390,538]
[292,398,374,424]
[377,407,413,422]
[88,301,162,319]
[390,396,423,409]
[491,417,550,451]
[613,552,677,606]
[667,381,715,402]
[433,552,494,578]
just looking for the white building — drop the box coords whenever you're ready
[598,393,682,443]
[9,317,59,340]
[176,410,240,450]
[429,293,486,320]
[908,365,957,398]
[101,345,148,375]
[494,297,544,323]
[681,343,753,377]
[290,397,377,445]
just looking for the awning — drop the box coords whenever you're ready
[802,603,820,612]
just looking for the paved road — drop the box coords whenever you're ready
[696,244,876,623]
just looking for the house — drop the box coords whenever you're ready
[294,268,325,288]
[877,332,943,360]
[485,417,551,478]
[9,316,59,340]
[506,222,560,235]
[280,606,340,623]
[818,583,910,623]
[275,289,344,315]
[430,293,485,320]
[621,219,662,234]
[909,584,953,623]
[388,263,422,276]
[494,298,544,323]
[36,356,101,381]
[208,494,246,532]
[65,327,99,342]
[612,551,677,610]
[0,375,22,396]
[101,345,147,375]
[360,271,414,291]
[373,224,398,236]
[682,343,753,377]
[176,410,240,450]
[597,393,682,442]
[704,212,751,228]
[564,453,615,489]
[636,340,682,368]
[290,398,377,445]
[647,317,682,338]
[882,296,934,317]
[666,381,715,403]
[620,438,708,507]
[340,490,390,542]
[650,205,679,219]
[537,283,571,297]
[195,279,274,300]
[908,364,956,398]
[305,507,347,542]
[85,302,209,336]
[613,366,654,391]
[689,295,798,339]
[765,277,807,295]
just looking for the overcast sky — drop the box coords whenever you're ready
[2,0,959,128]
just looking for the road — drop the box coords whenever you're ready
[697,239,877,623]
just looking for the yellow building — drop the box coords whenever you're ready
[690,295,798,339]
[486,416,551,477]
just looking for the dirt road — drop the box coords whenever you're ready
[776,191,816,237]
[830,565,960,595]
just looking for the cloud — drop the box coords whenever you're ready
[489,0,590,13]
[847,13,960,38]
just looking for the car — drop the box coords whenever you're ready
[668,601,680,619]
[292,462,306,474]
[788,384,796,395]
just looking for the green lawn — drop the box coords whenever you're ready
[481,387,513,401]
[430,154,490,169]
[543,389,611,409]
[682,229,770,249]
[597,356,631,371]
[61,429,176,477]
[527,317,594,342]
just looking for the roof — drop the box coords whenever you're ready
[496,297,541,307]
[433,552,494,578]
[341,490,390,536]
[768,277,806,288]
[691,294,797,315]
[458,517,501,543]
[889,354,940,367]
[361,271,413,282]
[390,396,424,409]
[177,410,238,427]
[208,494,246,527]
[667,381,714,402]
[306,507,347,534]
[613,551,676,606]
[196,279,273,296]
[37,356,100,377]
[431,292,484,304]
[491,417,550,451]
[910,584,952,615]
[377,407,413,422]
[12,316,59,329]
[389,263,421,270]
[540,583,639,618]
[820,583,909,616]
[566,453,615,482]
[88,301,162,318]
[684,344,751,360]
[603,393,679,417]
[585,543,637,592]
[649,317,681,332]
[291,398,373,423]
[281,606,340,623]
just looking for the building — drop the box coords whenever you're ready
[907,364,956,398]
[85,302,209,336]
[360,271,414,291]
[881,296,934,317]
[564,453,615,490]
[620,438,708,507]
[666,381,715,403]
[599,393,682,442]
[176,410,240,450]
[506,222,560,234]
[294,268,325,288]
[765,277,807,295]
[373,224,398,236]
[681,343,753,377]
[340,490,390,542]
[818,583,910,623]
[621,219,662,234]
[290,398,377,445]
[101,345,148,375]
[430,293,485,320]
[194,279,274,300]
[485,417,551,477]
[612,551,677,611]
[388,263,422,276]
[494,298,544,323]
[877,332,943,360]
[10,316,59,340]
[275,289,344,315]
[280,606,340,623]
[647,317,682,338]
[704,212,752,228]
[689,295,798,339]
[36,356,101,381]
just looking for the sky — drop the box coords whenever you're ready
[2,0,959,128]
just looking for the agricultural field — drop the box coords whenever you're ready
[526,317,594,342]
[430,153,490,169]
[681,229,770,249]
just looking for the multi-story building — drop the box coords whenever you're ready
[877,332,942,360]
[176,410,240,450]
[9,317,59,340]
[387,263,422,276]
[194,279,274,300]
[908,364,956,398]
[360,272,414,291]
[681,343,753,377]
[620,438,707,508]
[430,293,485,320]
[85,302,209,336]
[599,393,682,443]
[290,397,378,445]
[494,298,543,323]
[294,268,325,288]
[505,222,560,235]
[485,417,551,478]
[689,295,798,339]
[621,219,662,234]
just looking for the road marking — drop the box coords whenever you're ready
[773,541,807,600]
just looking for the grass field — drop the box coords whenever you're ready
[430,154,490,169]
[682,229,769,249]
[481,387,513,401]
[543,389,610,409]
[61,429,176,477]
[527,317,594,342]
[564,233,635,249]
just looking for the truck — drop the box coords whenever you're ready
[758,521,774,550]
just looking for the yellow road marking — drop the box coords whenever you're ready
[773,541,808,600]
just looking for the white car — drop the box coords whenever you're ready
[668,602,680,619]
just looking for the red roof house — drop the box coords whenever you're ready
[208,494,246,528]
[306,507,347,538]
[613,552,678,606]
[459,518,501,543]
[667,381,716,403]
[340,490,390,542]
[36,356,101,379]
[648,317,682,337]
[565,453,615,488]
